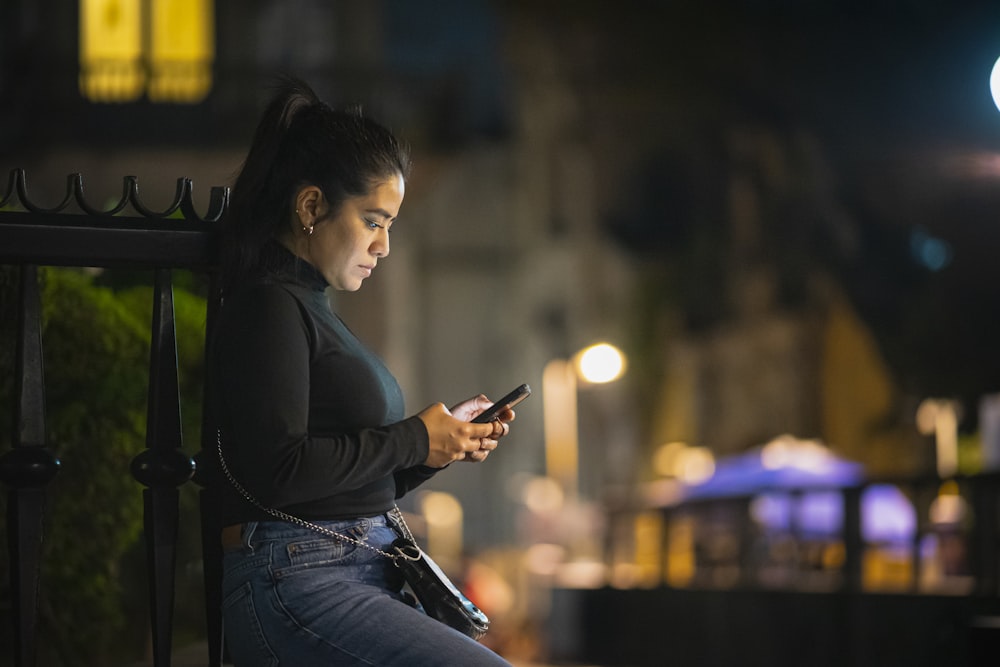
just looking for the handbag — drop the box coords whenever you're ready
[389,533,490,640]
[216,432,490,640]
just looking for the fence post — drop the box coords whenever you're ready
[842,485,863,593]
[0,265,61,667]
[193,275,225,666]
[970,474,999,596]
[130,268,196,667]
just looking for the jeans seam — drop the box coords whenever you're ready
[269,581,380,666]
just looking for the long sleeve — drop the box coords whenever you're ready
[394,465,440,498]
[212,272,433,523]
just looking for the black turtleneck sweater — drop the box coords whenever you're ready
[210,243,436,525]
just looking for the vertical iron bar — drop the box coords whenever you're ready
[143,485,180,667]
[195,274,225,666]
[5,488,45,667]
[660,508,671,588]
[198,485,224,666]
[842,485,863,593]
[9,265,44,667]
[971,476,999,596]
[1,265,60,667]
[910,482,932,594]
[130,268,195,667]
[738,497,756,588]
[148,266,183,667]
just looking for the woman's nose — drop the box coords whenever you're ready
[372,229,390,257]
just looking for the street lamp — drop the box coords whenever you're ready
[576,343,627,384]
[542,343,626,499]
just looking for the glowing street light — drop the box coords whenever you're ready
[991,55,1000,113]
[543,343,626,498]
[575,343,626,384]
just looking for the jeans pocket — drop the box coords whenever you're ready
[222,581,279,667]
[272,520,376,577]
[272,537,359,580]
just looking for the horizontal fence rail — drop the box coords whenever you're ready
[0,169,228,667]
[0,168,225,268]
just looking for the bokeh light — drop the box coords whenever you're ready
[575,343,626,384]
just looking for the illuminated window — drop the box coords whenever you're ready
[79,0,144,102]
[79,0,214,104]
[149,0,214,102]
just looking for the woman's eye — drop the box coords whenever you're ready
[366,218,393,233]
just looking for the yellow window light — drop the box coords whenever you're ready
[79,0,214,104]
[79,0,145,102]
[149,0,215,103]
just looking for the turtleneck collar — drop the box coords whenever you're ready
[260,240,329,291]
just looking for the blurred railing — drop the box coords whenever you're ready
[0,169,227,667]
[576,471,1000,666]
[646,472,1000,597]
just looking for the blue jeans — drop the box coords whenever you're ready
[221,514,512,666]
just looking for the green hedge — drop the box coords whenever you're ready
[0,266,209,666]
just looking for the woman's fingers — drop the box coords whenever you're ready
[490,418,510,439]
[420,403,503,467]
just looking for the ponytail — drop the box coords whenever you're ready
[233,80,318,205]
[221,78,318,290]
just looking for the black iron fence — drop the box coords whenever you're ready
[0,169,227,667]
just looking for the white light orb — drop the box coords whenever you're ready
[991,55,1000,112]
[575,343,626,384]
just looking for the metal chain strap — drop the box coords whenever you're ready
[215,430,420,563]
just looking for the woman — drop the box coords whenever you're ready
[210,78,515,666]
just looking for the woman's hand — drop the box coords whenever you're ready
[448,394,511,425]
[418,396,515,467]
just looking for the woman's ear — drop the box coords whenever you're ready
[293,186,325,231]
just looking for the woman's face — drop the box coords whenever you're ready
[299,173,405,291]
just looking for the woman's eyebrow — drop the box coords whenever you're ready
[366,207,396,221]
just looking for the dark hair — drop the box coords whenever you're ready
[220,77,411,291]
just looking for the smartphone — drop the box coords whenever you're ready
[471,383,531,423]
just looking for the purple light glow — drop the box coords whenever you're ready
[683,449,916,543]
[750,486,916,543]
[682,449,863,501]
